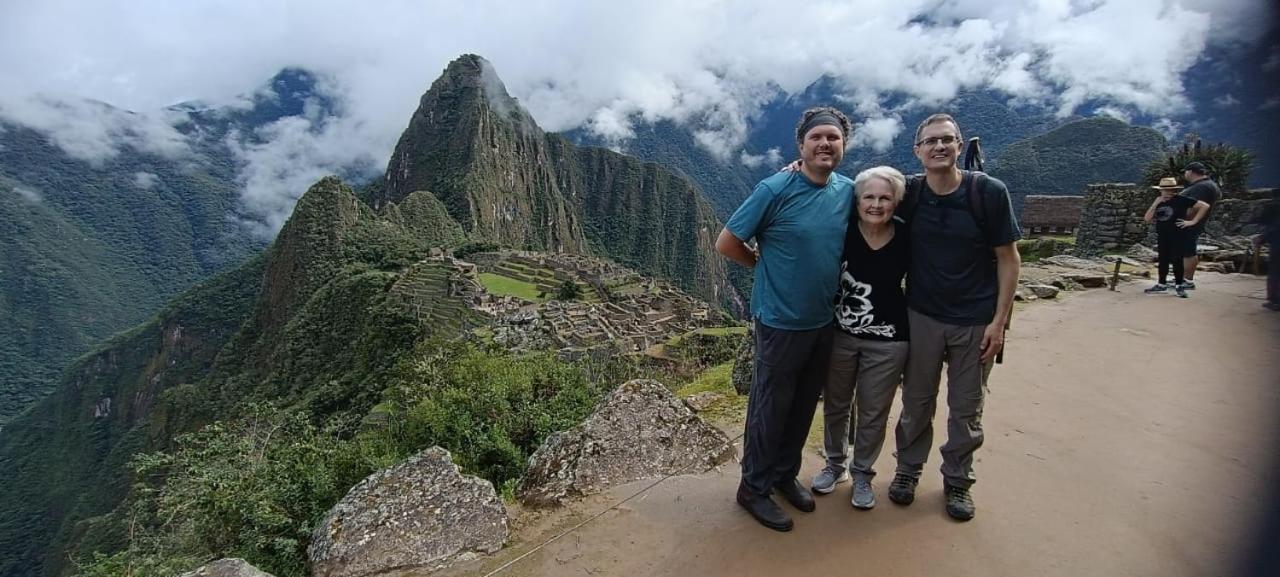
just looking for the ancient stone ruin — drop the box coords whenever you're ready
[1075,183,1276,266]
[308,447,508,577]
[438,250,724,355]
[517,379,735,507]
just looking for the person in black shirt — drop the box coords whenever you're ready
[889,113,1022,522]
[809,166,911,510]
[1178,162,1220,288]
[1143,177,1199,298]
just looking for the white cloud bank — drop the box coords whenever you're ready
[0,0,1273,231]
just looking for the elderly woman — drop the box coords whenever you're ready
[810,166,911,509]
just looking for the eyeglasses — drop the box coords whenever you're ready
[915,135,959,147]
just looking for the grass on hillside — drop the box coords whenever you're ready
[675,361,746,426]
[478,273,544,301]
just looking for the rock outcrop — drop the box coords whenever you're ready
[517,379,735,506]
[309,447,508,577]
[179,559,274,577]
[731,332,753,395]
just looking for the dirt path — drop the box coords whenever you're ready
[433,273,1280,577]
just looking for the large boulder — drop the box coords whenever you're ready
[1026,284,1060,299]
[308,447,508,577]
[1126,243,1158,263]
[1060,272,1109,288]
[179,559,273,577]
[1042,255,1107,271]
[517,379,735,507]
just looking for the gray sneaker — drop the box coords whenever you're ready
[851,477,876,509]
[810,467,849,494]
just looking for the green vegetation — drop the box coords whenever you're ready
[675,362,744,425]
[988,116,1168,197]
[694,326,749,337]
[1017,236,1076,263]
[0,177,473,577]
[0,123,260,423]
[71,339,649,577]
[478,272,544,301]
[555,279,583,301]
[1143,137,1255,193]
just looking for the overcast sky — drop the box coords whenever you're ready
[1,0,1275,232]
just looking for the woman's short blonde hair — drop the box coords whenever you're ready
[853,166,906,203]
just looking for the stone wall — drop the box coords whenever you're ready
[1074,183,1152,255]
[1076,184,1277,255]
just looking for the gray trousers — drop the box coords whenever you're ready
[894,308,993,490]
[822,331,909,480]
[740,319,833,496]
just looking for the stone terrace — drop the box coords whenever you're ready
[433,251,721,354]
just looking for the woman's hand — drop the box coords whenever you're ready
[780,160,801,172]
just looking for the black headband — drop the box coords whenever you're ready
[798,112,844,142]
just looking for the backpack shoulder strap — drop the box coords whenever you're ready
[899,174,923,224]
[966,171,996,244]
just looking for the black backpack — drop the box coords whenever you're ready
[897,171,1001,246]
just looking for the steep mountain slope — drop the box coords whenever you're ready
[0,119,255,423]
[0,177,465,577]
[986,117,1168,213]
[373,55,735,309]
[0,56,743,577]
[0,69,345,424]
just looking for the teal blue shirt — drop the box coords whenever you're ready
[726,171,853,330]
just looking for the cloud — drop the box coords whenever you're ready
[852,117,903,153]
[1152,118,1183,140]
[225,89,385,236]
[14,185,42,204]
[739,147,782,169]
[132,171,159,189]
[1261,97,1280,111]
[1096,107,1133,123]
[1213,94,1241,107]
[0,95,190,166]
[0,0,1271,233]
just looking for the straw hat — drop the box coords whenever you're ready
[1151,177,1181,190]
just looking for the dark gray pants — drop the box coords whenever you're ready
[822,331,910,480]
[894,309,993,490]
[741,319,833,496]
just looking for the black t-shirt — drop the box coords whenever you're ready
[1180,179,1221,232]
[1154,195,1196,237]
[834,220,910,341]
[903,171,1021,326]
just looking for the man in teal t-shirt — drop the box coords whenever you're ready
[716,106,854,531]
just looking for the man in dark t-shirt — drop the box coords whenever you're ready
[1178,162,1220,288]
[890,113,1021,522]
[1143,177,1198,297]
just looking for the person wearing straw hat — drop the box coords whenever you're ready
[1143,177,1199,298]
